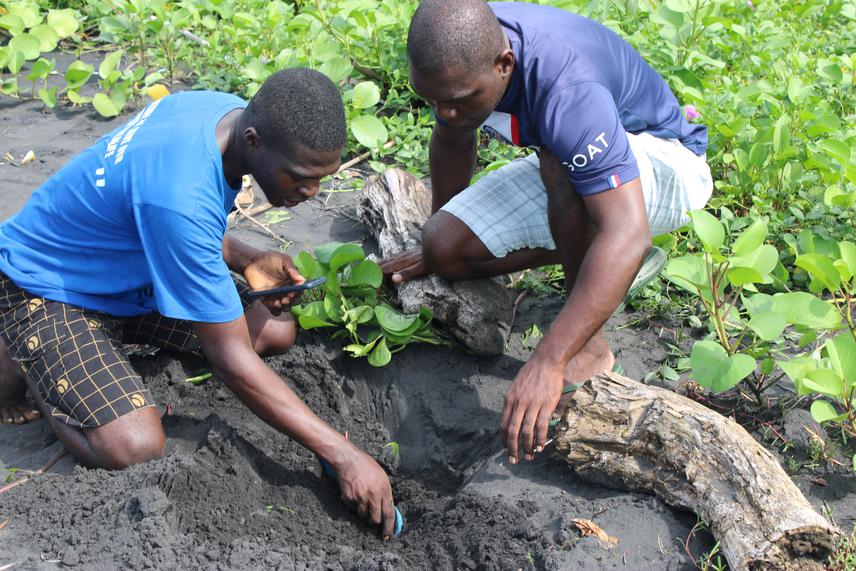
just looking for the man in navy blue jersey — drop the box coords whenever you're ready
[382,0,713,465]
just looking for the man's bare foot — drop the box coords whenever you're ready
[0,341,41,424]
[555,331,614,414]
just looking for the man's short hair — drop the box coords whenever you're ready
[408,0,505,76]
[243,68,346,156]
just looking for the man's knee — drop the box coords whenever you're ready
[246,303,296,356]
[422,211,484,280]
[87,407,165,469]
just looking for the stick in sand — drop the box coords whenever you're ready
[0,448,68,495]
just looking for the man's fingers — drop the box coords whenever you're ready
[356,500,369,520]
[392,260,428,285]
[369,499,382,526]
[520,408,537,461]
[381,498,395,539]
[287,266,305,284]
[504,407,523,464]
[535,406,552,452]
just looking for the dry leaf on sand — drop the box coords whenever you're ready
[571,518,618,548]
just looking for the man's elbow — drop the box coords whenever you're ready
[200,339,256,384]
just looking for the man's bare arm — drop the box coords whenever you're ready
[429,122,478,212]
[222,234,261,273]
[501,161,651,462]
[379,122,478,283]
[195,318,397,538]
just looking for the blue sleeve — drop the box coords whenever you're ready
[134,204,243,323]
[540,82,639,195]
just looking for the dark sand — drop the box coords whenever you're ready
[0,97,853,570]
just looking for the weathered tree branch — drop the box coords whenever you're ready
[554,372,842,570]
[358,168,512,356]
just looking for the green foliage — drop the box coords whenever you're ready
[829,525,856,571]
[666,212,855,468]
[0,0,167,115]
[290,242,445,366]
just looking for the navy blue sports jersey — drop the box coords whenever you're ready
[480,2,708,195]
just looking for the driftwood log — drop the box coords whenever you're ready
[554,372,843,570]
[358,168,511,356]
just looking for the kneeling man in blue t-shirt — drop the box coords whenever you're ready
[382,0,714,465]
[0,68,397,538]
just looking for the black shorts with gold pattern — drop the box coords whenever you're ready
[0,272,252,428]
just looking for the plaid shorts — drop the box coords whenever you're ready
[0,272,253,428]
[441,132,714,257]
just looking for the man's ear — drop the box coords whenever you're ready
[495,48,514,77]
[243,126,262,150]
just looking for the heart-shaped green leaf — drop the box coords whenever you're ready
[330,244,365,271]
[665,255,709,294]
[65,60,93,89]
[690,341,756,392]
[824,333,856,387]
[771,292,840,329]
[810,400,846,424]
[25,57,53,81]
[317,55,352,83]
[350,114,388,149]
[795,253,841,291]
[314,242,345,265]
[347,259,382,288]
[47,9,79,38]
[688,209,724,252]
[375,305,420,333]
[99,49,124,80]
[368,337,391,367]
[351,81,381,109]
[294,251,320,279]
[803,368,843,397]
[747,311,787,341]
[29,24,58,52]
[346,305,374,325]
[0,14,26,35]
[728,244,778,277]
[838,241,856,278]
[731,219,767,257]
[9,34,41,60]
[92,92,120,117]
[726,266,765,287]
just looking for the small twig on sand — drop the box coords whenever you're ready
[508,290,529,333]
[0,449,68,495]
[234,204,289,245]
[0,561,19,571]
[337,140,395,174]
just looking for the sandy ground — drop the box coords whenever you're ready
[0,96,853,570]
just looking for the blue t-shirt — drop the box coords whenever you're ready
[0,91,246,322]
[478,3,708,195]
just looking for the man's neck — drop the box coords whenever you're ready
[216,108,246,187]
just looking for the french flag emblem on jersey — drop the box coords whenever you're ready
[480,111,520,146]
[607,174,621,188]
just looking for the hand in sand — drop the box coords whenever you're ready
[500,354,564,464]
[336,445,397,539]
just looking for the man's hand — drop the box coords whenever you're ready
[379,249,429,285]
[335,444,397,539]
[243,251,305,312]
[500,354,565,464]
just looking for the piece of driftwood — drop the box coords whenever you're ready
[358,168,511,356]
[553,372,842,571]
